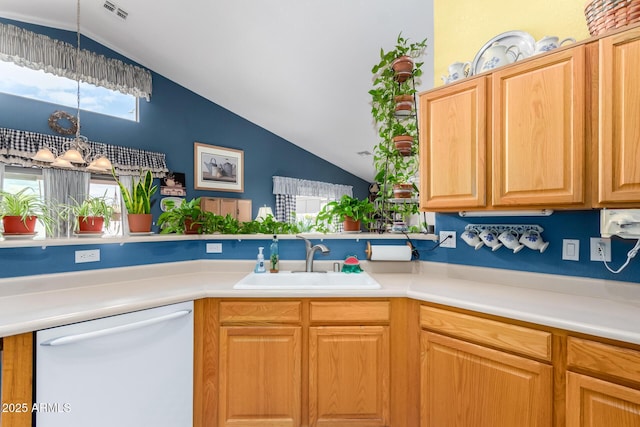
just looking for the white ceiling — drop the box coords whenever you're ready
[0,0,434,182]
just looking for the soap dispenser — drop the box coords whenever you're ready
[269,235,279,273]
[255,247,266,273]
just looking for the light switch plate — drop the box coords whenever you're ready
[562,239,580,261]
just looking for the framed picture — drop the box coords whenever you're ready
[194,142,244,192]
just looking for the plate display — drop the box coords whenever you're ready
[470,30,536,76]
[160,196,184,212]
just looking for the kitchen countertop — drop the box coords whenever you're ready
[0,259,638,345]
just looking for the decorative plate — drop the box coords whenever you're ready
[470,30,536,76]
[160,197,184,212]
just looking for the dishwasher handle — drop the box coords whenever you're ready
[40,309,192,347]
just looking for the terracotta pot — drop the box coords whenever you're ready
[393,184,414,199]
[342,216,361,232]
[127,213,153,233]
[184,218,201,234]
[394,95,414,115]
[392,56,414,82]
[77,216,104,233]
[393,135,414,156]
[2,215,37,234]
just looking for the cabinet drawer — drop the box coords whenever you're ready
[568,336,640,384]
[310,301,390,323]
[420,305,552,361]
[220,301,301,323]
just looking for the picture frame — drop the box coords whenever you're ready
[194,142,244,192]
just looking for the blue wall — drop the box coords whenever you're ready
[0,17,370,217]
[1,18,639,285]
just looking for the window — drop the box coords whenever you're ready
[295,195,330,231]
[2,167,123,237]
[0,61,138,121]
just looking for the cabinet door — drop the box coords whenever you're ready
[219,326,301,427]
[598,27,640,205]
[419,77,487,210]
[309,326,390,427]
[420,331,552,427]
[200,197,221,215]
[219,199,237,218]
[492,46,586,207]
[567,372,640,427]
[236,199,252,222]
[1,333,33,427]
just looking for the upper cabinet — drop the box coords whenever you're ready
[597,27,640,206]
[491,46,586,207]
[420,25,640,212]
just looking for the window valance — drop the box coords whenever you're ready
[272,176,352,199]
[0,22,152,100]
[0,127,168,177]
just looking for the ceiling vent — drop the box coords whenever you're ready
[103,1,128,20]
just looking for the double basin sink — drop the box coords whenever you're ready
[233,271,382,290]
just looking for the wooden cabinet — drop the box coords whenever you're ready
[421,331,552,427]
[0,333,33,427]
[202,299,400,427]
[419,43,587,211]
[419,305,553,427]
[201,197,252,222]
[308,301,392,427]
[419,77,488,210]
[491,46,586,207]
[566,336,640,427]
[596,27,640,206]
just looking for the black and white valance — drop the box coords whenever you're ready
[0,22,152,100]
[272,176,353,199]
[0,127,168,177]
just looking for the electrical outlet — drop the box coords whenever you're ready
[75,249,100,263]
[590,237,611,262]
[439,231,456,248]
[206,243,223,253]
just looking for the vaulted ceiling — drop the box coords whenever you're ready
[0,0,434,182]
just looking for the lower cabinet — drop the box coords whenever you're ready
[0,333,33,427]
[420,331,552,427]
[219,326,302,427]
[309,326,390,427]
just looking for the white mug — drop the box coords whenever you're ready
[534,36,576,54]
[461,229,484,250]
[498,230,525,253]
[479,229,502,251]
[519,230,549,253]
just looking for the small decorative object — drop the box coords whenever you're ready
[341,255,363,273]
[48,110,78,135]
[269,235,279,273]
[160,172,186,196]
[194,142,244,192]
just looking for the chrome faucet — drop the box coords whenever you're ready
[297,236,330,272]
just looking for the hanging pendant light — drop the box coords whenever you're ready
[33,0,113,172]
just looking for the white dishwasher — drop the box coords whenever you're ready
[36,300,193,427]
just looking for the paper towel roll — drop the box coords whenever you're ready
[368,244,412,261]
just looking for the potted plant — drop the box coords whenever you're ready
[0,188,54,235]
[112,169,158,233]
[158,197,209,234]
[63,194,115,233]
[315,195,374,232]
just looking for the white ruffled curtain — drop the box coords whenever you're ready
[0,22,152,100]
[272,176,353,223]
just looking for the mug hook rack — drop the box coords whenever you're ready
[464,224,545,234]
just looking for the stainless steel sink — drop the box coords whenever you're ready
[233,271,382,290]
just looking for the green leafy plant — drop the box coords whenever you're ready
[62,193,115,231]
[0,188,55,234]
[112,169,157,215]
[370,33,426,203]
[157,197,209,234]
[315,195,374,232]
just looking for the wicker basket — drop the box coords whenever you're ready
[585,0,640,36]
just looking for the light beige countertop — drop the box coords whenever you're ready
[0,260,638,345]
